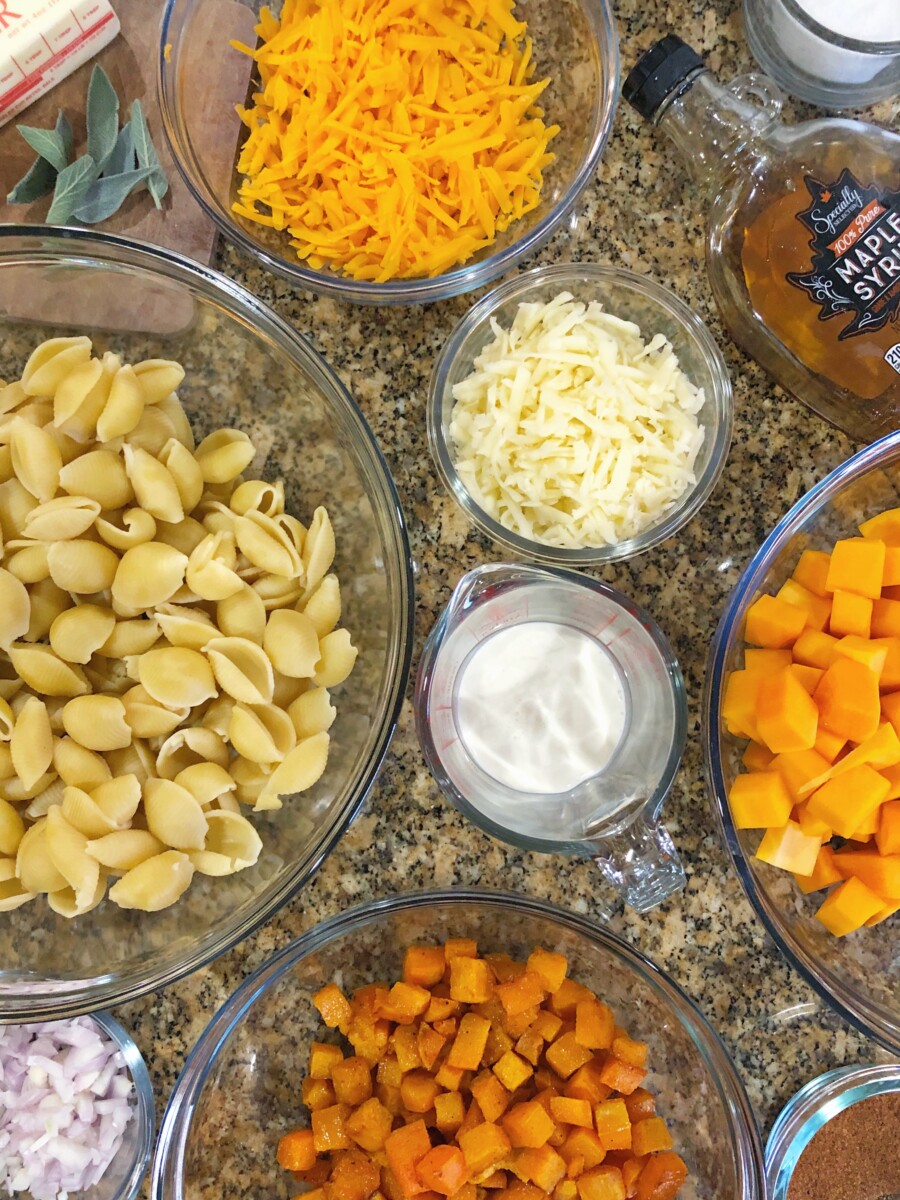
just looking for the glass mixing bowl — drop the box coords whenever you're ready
[158,0,619,304]
[0,227,413,1021]
[704,432,900,1054]
[152,890,766,1200]
[428,263,733,565]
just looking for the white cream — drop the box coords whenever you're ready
[454,620,626,796]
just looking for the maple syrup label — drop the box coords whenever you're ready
[787,168,900,340]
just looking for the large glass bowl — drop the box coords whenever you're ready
[158,0,619,305]
[152,890,766,1200]
[0,227,413,1022]
[704,433,900,1054]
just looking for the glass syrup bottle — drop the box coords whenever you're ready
[624,36,900,443]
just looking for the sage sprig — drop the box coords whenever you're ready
[6,65,170,225]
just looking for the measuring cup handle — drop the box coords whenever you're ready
[590,814,685,913]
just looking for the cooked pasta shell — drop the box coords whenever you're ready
[123,444,184,524]
[23,579,68,642]
[255,732,330,810]
[0,858,35,911]
[206,636,274,705]
[271,672,308,709]
[98,616,160,658]
[8,644,89,697]
[133,359,186,405]
[111,542,188,610]
[139,647,217,709]
[0,568,30,650]
[144,777,208,851]
[155,516,207,556]
[159,438,204,513]
[156,393,194,450]
[195,428,255,484]
[153,603,216,651]
[52,357,103,426]
[252,572,304,610]
[95,507,156,551]
[185,531,243,602]
[49,604,116,663]
[91,774,142,826]
[229,702,296,763]
[53,737,111,790]
[190,810,262,876]
[23,496,101,542]
[16,818,68,893]
[86,829,164,872]
[61,785,119,838]
[10,416,62,501]
[197,499,235,536]
[0,743,13,776]
[0,381,27,415]
[0,797,25,855]
[1,768,56,803]
[174,762,237,807]
[216,585,266,643]
[47,868,107,917]
[108,849,194,911]
[263,610,320,679]
[97,363,145,441]
[45,804,100,909]
[10,696,53,790]
[200,696,234,738]
[300,574,342,639]
[105,738,156,783]
[289,687,336,739]
[123,404,181,456]
[23,775,65,820]
[231,756,273,807]
[61,694,131,751]
[0,478,38,543]
[230,478,285,518]
[5,540,50,585]
[0,444,12,483]
[59,449,133,509]
[122,685,188,738]
[47,539,118,593]
[54,354,117,443]
[156,727,228,780]
[301,507,336,592]
[20,336,92,397]
[313,629,359,689]
[10,397,53,429]
[234,511,302,579]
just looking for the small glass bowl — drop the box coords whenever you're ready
[766,1063,900,1200]
[427,263,733,565]
[158,0,619,305]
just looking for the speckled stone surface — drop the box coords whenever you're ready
[83,0,900,1190]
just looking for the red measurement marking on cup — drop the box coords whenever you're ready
[605,625,632,647]
[438,735,460,753]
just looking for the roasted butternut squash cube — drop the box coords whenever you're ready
[575,1000,615,1050]
[401,1069,442,1114]
[526,947,569,993]
[302,1076,336,1112]
[332,1056,374,1106]
[515,1028,545,1066]
[444,938,479,961]
[310,1042,344,1079]
[404,946,446,989]
[450,957,494,1004]
[313,983,353,1032]
[630,1118,673,1157]
[311,1103,352,1153]
[345,1097,393,1152]
[576,1165,627,1200]
[493,1049,534,1092]
[502,1099,556,1149]
[417,1024,447,1072]
[565,1060,612,1105]
[496,971,547,1018]
[548,978,593,1019]
[546,1032,594,1080]
[609,1036,647,1069]
[384,1119,432,1197]
[329,1147,381,1200]
[560,1126,607,1170]
[551,1096,594,1128]
[447,1013,491,1071]
[532,1010,564,1042]
[276,1127,317,1171]
[378,981,432,1025]
[598,1058,646,1096]
[416,1144,469,1195]
[623,1089,656,1123]
[434,1091,465,1135]
[514,1144,567,1190]
[635,1151,688,1200]
[594,1099,632,1151]
[458,1122,512,1175]
[471,1070,511,1123]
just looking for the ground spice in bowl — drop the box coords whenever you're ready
[786,1091,900,1200]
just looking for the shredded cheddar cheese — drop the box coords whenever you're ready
[230,0,559,281]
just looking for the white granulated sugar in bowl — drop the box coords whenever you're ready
[448,291,706,549]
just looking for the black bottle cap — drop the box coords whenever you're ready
[622,35,704,120]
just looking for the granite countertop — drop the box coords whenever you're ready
[10,0,900,1189]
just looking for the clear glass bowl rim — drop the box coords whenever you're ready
[157,0,620,305]
[426,262,734,565]
[151,887,766,1200]
[0,225,415,1019]
[90,1010,156,1200]
[765,1062,900,1200]
[702,429,900,1054]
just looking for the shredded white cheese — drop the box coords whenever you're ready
[448,291,706,549]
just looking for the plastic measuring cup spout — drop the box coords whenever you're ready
[589,811,685,913]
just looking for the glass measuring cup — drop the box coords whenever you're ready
[415,563,687,913]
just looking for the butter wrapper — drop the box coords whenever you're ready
[0,1,120,128]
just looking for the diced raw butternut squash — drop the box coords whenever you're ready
[728,771,792,829]
[404,947,447,989]
[834,849,900,899]
[797,721,900,798]
[333,1056,374,1106]
[385,1120,433,1197]
[777,579,831,631]
[770,749,831,801]
[755,821,821,877]
[876,799,900,855]
[447,1013,491,1071]
[458,1122,511,1175]
[310,1042,345,1079]
[872,638,900,688]
[792,549,831,596]
[434,1091,465,1134]
[756,668,818,752]
[345,1097,393,1152]
[576,1165,627,1200]
[849,805,881,841]
[742,741,774,771]
[795,805,832,841]
[805,763,890,839]
[594,1099,632,1151]
[630,1119,674,1158]
[635,1152,689,1200]
[814,657,881,743]
[860,508,900,544]
[793,629,840,669]
[881,763,900,801]
[744,648,793,673]
[721,671,762,740]
[471,1071,510,1123]
[790,664,824,694]
[314,983,353,1032]
[829,590,872,638]
[835,635,888,676]
[816,877,884,935]
[794,844,844,893]
[493,1049,534,1092]
[866,900,900,926]
[515,1145,567,1190]
[825,537,885,598]
[312,1103,353,1153]
[872,597,900,638]
[503,1100,557,1148]
[813,726,846,762]
[546,1033,594,1080]
[575,1000,615,1050]
[277,1127,317,1171]
[450,957,495,1004]
[744,594,807,647]
[527,948,569,993]
[417,1145,469,1196]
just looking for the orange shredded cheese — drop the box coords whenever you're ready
[230,0,559,281]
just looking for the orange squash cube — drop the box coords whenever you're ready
[384,1119,432,1197]
[866,899,900,926]
[312,983,352,1032]
[744,648,793,673]
[792,549,831,596]
[859,508,900,543]
[872,597,900,638]
[401,1069,442,1114]
[548,978,594,1019]
[835,636,888,677]
[728,771,792,829]
[447,1013,491,1071]
[630,1118,674,1157]
[777,579,831,631]
[496,972,547,1018]
[403,946,446,989]
[635,1151,688,1200]
[621,1155,648,1197]
[449,957,494,1004]
[816,876,884,936]
[302,1076,336,1112]
[835,849,900,899]
[790,664,825,694]
[770,749,831,802]
[434,1091,465,1134]
[277,1127,317,1171]
[344,1096,393,1152]
[594,1099,632,1151]
[485,953,525,984]
[531,1010,564,1042]
[829,589,873,639]
[755,821,822,877]
[332,1055,374,1106]
[813,657,881,743]
[793,629,840,669]
[311,1103,352,1153]
[471,1071,511,1123]
[876,799,900,855]
[794,844,844,894]
[610,1035,647,1069]
[546,1032,594,1080]
[721,671,762,741]
[551,1096,594,1128]
[416,1145,469,1196]
[526,947,569,993]
[515,1145,567,1190]
[813,726,846,762]
[503,1099,557,1149]
[561,1126,608,1170]
[806,763,890,839]
[575,999,616,1050]
[328,1147,380,1200]
[598,1058,646,1096]
[555,1182,580,1200]
[417,1024,447,1072]
[884,544,900,582]
[435,1062,466,1092]
[795,804,832,841]
[623,1089,656,1123]
[744,594,807,648]
[576,1165,627,1200]
[493,1049,534,1092]
[458,1122,511,1175]
[444,938,478,961]
[825,537,885,598]
[756,668,818,753]
[872,638,900,688]
[742,742,774,771]
[378,981,432,1025]
[565,1059,613,1105]
[309,1042,344,1079]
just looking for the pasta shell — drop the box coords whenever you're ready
[16,818,68,893]
[155,517,207,556]
[23,579,67,642]
[8,644,89,697]
[300,574,342,638]
[10,417,62,501]
[201,696,234,738]
[22,496,101,542]
[108,849,194,911]
[139,647,217,709]
[0,568,30,650]
[0,703,12,744]
[185,531,242,602]
[0,740,11,775]
[133,359,186,405]
[1,769,56,803]
[159,439,204,513]
[123,444,184,524]
[97,363,145,441]
[313,629,359,688]
[197,499,236,536]
[190,810,262,876]
[156,394,194,450]
[0,444,11,483]
[231,756,273,807]
[289,687,336,739]
[301,507,335,593]
[122,685,189,738]
[52,357,103,426]
[53,737,111,790]
[49,604,116,663]
[174,762,237,807]
[111,542,188,610]
[98,616,160,658]
[234,511,302,579]
[91,775,142,826]
[0,478,38,543]
[59,449,133,509]
[206,636,274,705]
[23,775,65,820]
[105,738,156,783]
[95,507,156,551]
[153,603,217,651]
[48,868,106,917]
[255,732,330,810]
[0,381,27,416]
[86,829,165,871]
[156,727,228,780]
[216,585,266,643]
[263,610,320,678]
[47,539,119,593]
[61,785,119,838]
[61,694,131,751]
[230,478,285,518]
[45,804,100,906]
[144,777,208,851]
[252,572,304,610]
[0,797,25,856]
[122,405,180,456]
[271,672,308,709]
[0,858,35,911]
[229,702,296,763]
[10,696,53,790]
[54,353,117,442]
[20,336,92,396]
[5,540,50,585]
[195,428,255,484]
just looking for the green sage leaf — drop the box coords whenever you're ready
[56,110,74,166]
[16,124,69,172]
[73,167,151,224]
[6,154,56,205]
[131,100,169,209]
[46,155,99,225]
[103,122,135,178]
[86,64,120,172]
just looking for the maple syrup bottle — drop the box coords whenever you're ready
[624,36,900,442]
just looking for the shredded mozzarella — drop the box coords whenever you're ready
[448,291,706,548]
[0,1017,135,1200]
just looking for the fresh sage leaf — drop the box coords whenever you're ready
[103,121,135,178]
[16,124,69,172]
[56,110,74,166]
[6,154,56,204]
[46,155,99,225]
[131,100,169,209]
[86,64,120,172]
[73,167,151,224]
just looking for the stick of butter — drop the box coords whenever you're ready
[0,1,120,128]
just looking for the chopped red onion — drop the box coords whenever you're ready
[0,1017,135,1199]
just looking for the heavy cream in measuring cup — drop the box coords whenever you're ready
[454,621,626,795]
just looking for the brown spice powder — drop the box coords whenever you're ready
[787,1091,900,1200]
